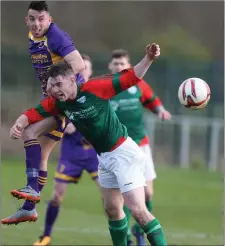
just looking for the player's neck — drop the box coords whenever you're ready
[69,85,78,100]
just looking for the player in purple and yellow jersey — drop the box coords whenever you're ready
[7,44,168,246]
[109,49,171,246]
[33,55,100,246]
[1,1,85,225]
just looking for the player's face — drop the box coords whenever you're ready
[48,75,77,101]
[81,59,93,81]
[108,57,131,74]
[26,9,52,38]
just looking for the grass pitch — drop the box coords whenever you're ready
[1,159,222,245]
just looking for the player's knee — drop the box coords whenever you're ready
[129,203,149,224]
[104,203,123,220]
[51,190,64,205]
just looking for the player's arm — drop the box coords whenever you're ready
[82,43,160,99]
[138,80,171,120]
[64,51,85,75]
[10,97,58,139]
[49,31,85,75]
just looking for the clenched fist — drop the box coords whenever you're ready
[146,43,160,61]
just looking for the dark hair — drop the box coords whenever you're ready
[111,49,130,61]
[48,62,74,78]
[28,1,49,12]
[81,54,92,63]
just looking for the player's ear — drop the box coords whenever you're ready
[25,16,28,25]
[71,76,75,84]
[49,15,53,23]
[108,62,112,71]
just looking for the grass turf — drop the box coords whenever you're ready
[1,159,222,245]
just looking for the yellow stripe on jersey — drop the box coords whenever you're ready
[28,32,63,65]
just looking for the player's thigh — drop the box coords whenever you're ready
[44,115,68,142]
[23,117,58,141]
[98,138,146,193]
[39,136,58,169]
[140,145,157,181]
[101,187,124,219]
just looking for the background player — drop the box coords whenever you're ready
[8,44,168,246]
[33,55,101,246]
[109,49,171,246]
[1,1,85,225]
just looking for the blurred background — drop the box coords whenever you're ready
[1,1,223,245]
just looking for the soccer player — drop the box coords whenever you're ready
[0,1,85,224]
[33,55,100,246]
[108,49,171,246]
[7,43,168,246]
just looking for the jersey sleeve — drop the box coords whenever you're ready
[23,97,58,124]
[81,68,142,99]
[47,24,76,57]
[137,80,163,112]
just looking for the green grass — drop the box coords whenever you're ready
[1,160,223,245]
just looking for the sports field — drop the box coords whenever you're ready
[1,159,222,245]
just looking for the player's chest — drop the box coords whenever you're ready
[111,86,142,111]
[29,39,53,66]
[58,93,106,121]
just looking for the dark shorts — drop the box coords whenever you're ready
[54,148,99,184]
[44,115,68,142]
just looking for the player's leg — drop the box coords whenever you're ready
[123,205,133,246]
[132,145,156,245]
[33,160,82,246]
[112,138,167,246]
[101,187,128,246]
[98,153,129,246]
[21,136,60,212]
[33,181,68,246]
[0,118,58,225]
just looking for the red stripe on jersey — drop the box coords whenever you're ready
[24,108,45,124]
[137,80,162,111]
[109,136,127,151]
[81,69,141,99]
[81,74,116,99]
[138,135,150,146]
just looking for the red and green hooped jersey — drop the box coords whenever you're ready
[110,80,162,146]
[24,69,142,154]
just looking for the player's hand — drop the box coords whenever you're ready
[146,43,160,61]
[10,123,24,139]
[157,110,172,121]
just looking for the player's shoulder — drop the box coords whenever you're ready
[46,23,72,40]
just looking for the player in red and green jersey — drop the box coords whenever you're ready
[8,44,168,246]
[1,1,85,225]
[108,49,171,246]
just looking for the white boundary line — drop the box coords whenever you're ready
[2,225,222,240]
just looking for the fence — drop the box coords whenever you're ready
[144,113,224,171]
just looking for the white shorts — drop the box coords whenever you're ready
[98,137,146,193]
[140,144,157,181]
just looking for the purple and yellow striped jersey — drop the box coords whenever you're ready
[28,23,85,98]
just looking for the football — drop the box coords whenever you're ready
[178,78,211,109]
